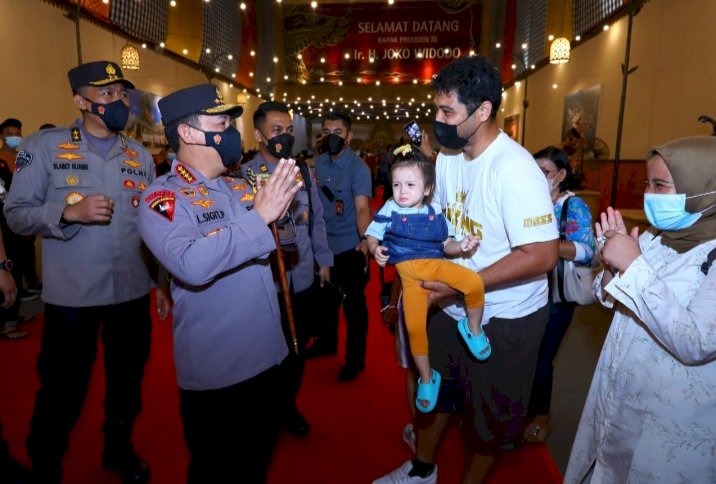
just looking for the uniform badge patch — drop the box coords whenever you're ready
[240,192,254,202]
[15,150,33,172]
[56,152,84,161]
[149,195,176,221]
[145,190,175,203]
[232,183,248,191]
[124,159,141,168]
[57,142,80,150]
[138,182,147,191]
[131,195,140,208]
[213,134,222,145]
[179,188,196,198]
[123,179,136,189]
[176,164,196,184]
[66,175,79,186]
[66,191,84,205]
[191,199,214,208]
[206,228,225,237]
[197,186,209,197]
[71,128,82,142]
[260,164,268,173]
[123,148,139,158]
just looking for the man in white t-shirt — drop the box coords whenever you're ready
[374,57,559,484]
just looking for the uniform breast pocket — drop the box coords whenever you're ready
[52,173,92,206]
[121,178,150,214]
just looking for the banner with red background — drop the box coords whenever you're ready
[283,1,481,85]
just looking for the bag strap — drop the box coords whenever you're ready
[701,247,716,275]
[320,185,335,203]
[556,197,571,302]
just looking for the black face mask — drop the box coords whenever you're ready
[265,133,295,159]
[432,106,483,150]
[196,125,243,167]
[323,134,346,155]
[85,98,130,132]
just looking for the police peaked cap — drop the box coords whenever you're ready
[158,84,243,125]
[68,61,135,92]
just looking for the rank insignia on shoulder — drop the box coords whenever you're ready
[179,188,196,198]
[176,164,196,184]
[260,164,268,173]
[131,195,140,208]
[15,150,33,172]
[191,199,214,209]
[149,195,176,221]
[57,142,80,150]
[232,183,248,191]
[66,175,79,186]
[138,181,147,191]
[123,148,139,158]
[197,186,209,197]
[124,159,141,168]
[71,128,81,142]
[65,191,84,205]
[56,152,84,161]
[123,179,136,189]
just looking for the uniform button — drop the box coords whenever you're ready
[401,216,407,223]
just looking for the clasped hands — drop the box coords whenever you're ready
[595,207,642,275]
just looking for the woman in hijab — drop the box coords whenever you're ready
[564,136,716,483]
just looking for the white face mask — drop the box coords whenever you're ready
[548,175,560,192]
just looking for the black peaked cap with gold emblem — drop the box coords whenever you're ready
[158,84,243,125]
[67,61,135,92]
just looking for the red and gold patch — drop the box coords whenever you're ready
[123,148,139,158]
[123,159,142,168]
[57,142,80,150]
[197,186,209,197]
[213,134,222,145]
[232,183,248,191]
[56,152,84,161]
[138,181,147,191]
[145,190,175,203]
[191,199,214,209]
[65,192,84,205]
[175,164,196,184]
[131,195,140,208]
[149,195,176,221]
[123,179,136,189]
[179,188,196,198]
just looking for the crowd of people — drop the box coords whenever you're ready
[0,54,714,484]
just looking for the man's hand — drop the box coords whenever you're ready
[154,286,172,322]
[0,271,17,309]
[422,280,458,306]
[356,239,370,272]
[62,195,115,224]
[318,266,331,287]
[253,159,302,224]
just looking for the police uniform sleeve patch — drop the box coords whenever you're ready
[149,193,176,221]
[15,150,33,172]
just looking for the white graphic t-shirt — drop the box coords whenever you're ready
[434,131,558,323]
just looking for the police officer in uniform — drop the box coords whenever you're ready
[138,84,301,483]
[241,101,333,436]
[4,61,170,483]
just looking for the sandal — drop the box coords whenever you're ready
[415,369,441,414]
[457,318,491,360]
[0,327,28,339]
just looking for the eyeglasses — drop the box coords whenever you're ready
[540,168,558,177]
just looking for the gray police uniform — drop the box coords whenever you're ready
[138,160,287,391]
[240,154,333,293]
[3,122,154,477]
[4,122,153,305]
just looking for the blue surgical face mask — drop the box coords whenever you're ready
[643,190,716,230]
[4,136,22,150]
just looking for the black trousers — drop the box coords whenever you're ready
[527,298,576,417]
[27,296,151,481]
[179,365,282,484]
[315,249,369,369]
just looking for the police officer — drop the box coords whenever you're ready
[241,101,333,436]
[4,61,170,483]
[138,84,301,483]
[312,111,373,381]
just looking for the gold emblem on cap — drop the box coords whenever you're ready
[106,63,118,80]
[214,88,223,104]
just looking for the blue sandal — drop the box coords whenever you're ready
[458,318,491,361]
[415,369,441,414]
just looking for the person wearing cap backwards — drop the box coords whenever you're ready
[138,84,302,483]
[3,61,170,483]
[240,101,333,437]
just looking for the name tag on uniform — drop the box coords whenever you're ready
[335,198,344,216]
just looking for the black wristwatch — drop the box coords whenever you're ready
[0,259,13,272]
[359,234,368,242]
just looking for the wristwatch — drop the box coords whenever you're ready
[359,234,368,242]
[0,259,13,272]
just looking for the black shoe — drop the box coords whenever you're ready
[102,451,149,484]
[282,411,311,437]
[337,365,363,382]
